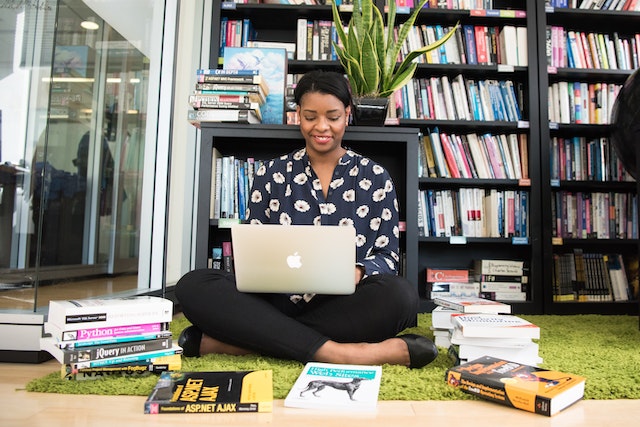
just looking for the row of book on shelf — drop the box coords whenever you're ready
[210,149,266,220]
[225,0,513,11]
[551,0,640,11]
[427,259,529,302]
[548,81,621,125]
[40,296,182,381]
[419,188,529,239]
[433,294,586,416]
[391,75,524,122]
[223,14,527,68]
[547,27,640,71]
[551,190,638,239]
[549,136,632,182]
[419,129,529,180]
[401,24,528,67]
[552,250,639,302]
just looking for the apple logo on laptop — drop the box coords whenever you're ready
[286,252,302,269]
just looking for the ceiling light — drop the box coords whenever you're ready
[81,19,99,31]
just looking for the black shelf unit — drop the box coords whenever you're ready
[397,0,542,314]
[201,0,545,313]
[536,3,639,315]
[196,123,421,298]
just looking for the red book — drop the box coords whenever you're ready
[427,269,470,283]
[440,133,462,178]
[474,26,488,64]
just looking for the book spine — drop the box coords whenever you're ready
[196,69,259,75]
[145,401,263,414]
[62,354,182,380]
[45,322,167,342]
[474,259,525,275]
[57,330,173,349]
[476,274,528,283]
[70,346,182,369]
[196,75,261,84]
[60,337,173,364]
[47,301,173,330]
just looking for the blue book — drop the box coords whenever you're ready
[223,47,287,124]
[463,25,477,65]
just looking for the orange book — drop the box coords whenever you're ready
[446,356,585,416]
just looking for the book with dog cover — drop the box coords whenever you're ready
[284,362,382,412]
[144,370,273,414]
[445,356,586,416]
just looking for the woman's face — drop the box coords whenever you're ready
[297,91,350,158]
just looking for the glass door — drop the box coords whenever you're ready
[0,0,170,312]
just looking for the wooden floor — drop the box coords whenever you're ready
[1,359,639,427]
[0,274,138,311]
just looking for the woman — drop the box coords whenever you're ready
[176,70,438,368]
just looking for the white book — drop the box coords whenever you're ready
[474,259,525,275]
[211,147,222,219]
[450,329,533,348]
[459,188,474,236]
[433,296,511,314]
[429,129,450,178]
[497,134,516,180]
[466,133,491,179]
[456,341,542,367]
[507,134,523,179]
[444,26,461,64]
[441,76,457,120]
[484,189,501,238]
[284,362,382,412]
[558,81,571,123]
[481,291,528,301]
[45,297,173,330]
[452,313,540,339]
[474,187,486,238]
[455,74,472,121]
[517,28,528,66]
[499,26,519,66]
[297,18,308,60]
[431,306,458,330]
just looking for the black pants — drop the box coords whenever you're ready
[175,269,419,363]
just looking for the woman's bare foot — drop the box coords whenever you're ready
[199,333,253,356]
[312,337,411,367]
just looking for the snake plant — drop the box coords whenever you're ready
[331,0,457,98]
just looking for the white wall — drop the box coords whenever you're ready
[164,0,209,286]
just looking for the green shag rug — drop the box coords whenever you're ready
[26,314,640,400]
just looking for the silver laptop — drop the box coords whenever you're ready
[231,224,356,295]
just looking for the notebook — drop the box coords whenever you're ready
[230,224,356,295]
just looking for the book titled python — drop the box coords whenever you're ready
[144,370,273,414]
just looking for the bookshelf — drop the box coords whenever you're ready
[196,123,421,300]
[383,0,541,313]
[536,2,639,314]
[198,0,639,315]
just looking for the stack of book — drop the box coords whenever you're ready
[188,69,267,126]
[426,267,479,301]
[431,295,542,367]
[431,295,508,350]
[475,259,529,302]
[40,296,182,381]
